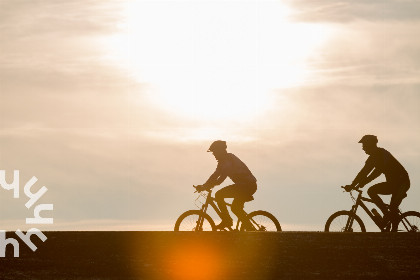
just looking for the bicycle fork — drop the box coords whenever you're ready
[196,204,209,231]
[345,205,359,231]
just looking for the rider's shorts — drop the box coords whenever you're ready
[228,181,257,202]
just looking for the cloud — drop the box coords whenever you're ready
[0,0,127,88]
[0,0,123,39]
[304,20,420,87]
[1,0,420,230]
[286,0,420,23]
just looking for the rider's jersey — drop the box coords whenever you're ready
[216,153,257,184]
[366,147,409,183]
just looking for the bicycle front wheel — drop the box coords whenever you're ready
[174,210,216,231]
[396,211,420,232]
[241,210,282,232]
[325,210,366,232]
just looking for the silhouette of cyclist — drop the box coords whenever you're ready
[196,140,257,230]
[345,135,410,222]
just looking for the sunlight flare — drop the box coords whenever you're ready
[163,240,226,280]
[104,1,332,122]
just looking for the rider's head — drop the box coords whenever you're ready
[359,135,378,155]
[207,140,228,161]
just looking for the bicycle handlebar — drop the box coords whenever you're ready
[341,185,362,193]
[193,185,213,193]
[341,185,351,192]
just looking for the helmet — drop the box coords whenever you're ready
[358,135,378,144]
[207,140,227,152]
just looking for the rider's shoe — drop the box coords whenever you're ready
[216,219,233,230]
[383,211,400,232]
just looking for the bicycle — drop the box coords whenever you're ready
[174,185,281,231]
[325,186,420,232]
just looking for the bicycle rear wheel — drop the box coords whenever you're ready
[325,210,366,232]
[396,211,420,232]
[241,210,281,232]
[174,210,216,231]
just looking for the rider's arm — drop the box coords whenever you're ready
[204,170,228,187]
[203,162,229,188]
[364,168,381,185]
[203,170,219,187]
[351,161,374,189]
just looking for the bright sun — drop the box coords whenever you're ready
[106,1,332,122]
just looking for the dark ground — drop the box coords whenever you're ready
[0,232,419,280]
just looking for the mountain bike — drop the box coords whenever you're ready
[174,186,281,231]
[325,186,420,232]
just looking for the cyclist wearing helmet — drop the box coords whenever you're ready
[196,140,257,230]
[345,135,410,222]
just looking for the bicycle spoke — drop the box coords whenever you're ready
[399,218,409,232]
[245,211,281,232]
[250,216,271,231]
[325,212,364,232]
[398,214,420,232]
[178,213,213,231]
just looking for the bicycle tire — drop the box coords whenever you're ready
[240,210,282,232]
[396,211,420,232]
[325,210,366,232]
[174,210,216,231]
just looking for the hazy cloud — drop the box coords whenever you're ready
[287,0,420,23]
[1,0,420,230]
[305,21,420,87]
[0,0,127,90]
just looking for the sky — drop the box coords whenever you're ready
[1,0,420,231]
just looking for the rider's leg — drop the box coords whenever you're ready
[367,182,394,215]
[231,199,255,230]
[215,183,257,229]
[215,185,238,226]
[232,182,257,230]
[231,199,245,219]
[389,180,410,220]
[231,199,247,226]
[388,182,410,232]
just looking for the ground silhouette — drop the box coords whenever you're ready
[0,231,419,279]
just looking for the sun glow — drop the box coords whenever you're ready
[163,240,226,280]
[106,1,332,122]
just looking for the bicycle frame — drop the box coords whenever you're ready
[197,189,245,231]
[348,189,400,231]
